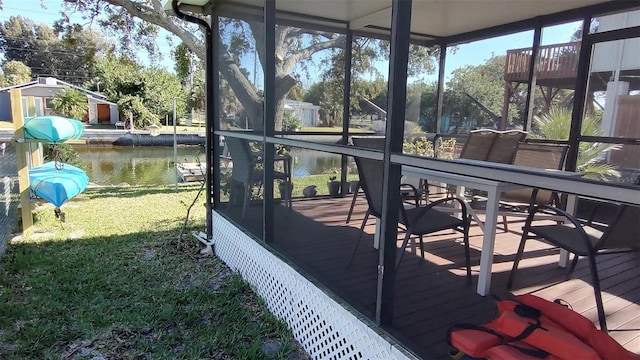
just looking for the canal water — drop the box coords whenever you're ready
[75,146,343,186]
[75,146,202,185]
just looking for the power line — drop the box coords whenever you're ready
[1,6,62,16]
[1,34,178,51]
[2,46,104,56]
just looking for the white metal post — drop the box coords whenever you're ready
[173,98,178,192]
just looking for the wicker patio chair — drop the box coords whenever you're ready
[346,155,472,284]
[507,192,640,331]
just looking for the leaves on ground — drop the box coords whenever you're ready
[0,185,309,359]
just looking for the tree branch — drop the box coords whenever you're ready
[100,0,205,58]
[285,28,338,41]
[282,35,345,74]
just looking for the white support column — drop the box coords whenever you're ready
[601,81,629,137]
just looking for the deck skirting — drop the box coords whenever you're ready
[212,212,418,360]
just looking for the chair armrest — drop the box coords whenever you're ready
[531,204,595,250]
[414,195,470,221]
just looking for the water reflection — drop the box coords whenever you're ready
[75,146,202,185]
[290,148,342,177]
[75,146,343,186]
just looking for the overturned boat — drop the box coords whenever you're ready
[24,116,84,143]
[29,162,89,208]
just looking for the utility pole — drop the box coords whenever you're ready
[173,98,178,192]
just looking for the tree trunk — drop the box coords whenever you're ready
[85,1,343,131]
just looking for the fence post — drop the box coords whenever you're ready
[10,89,34,236]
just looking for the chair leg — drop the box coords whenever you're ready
[242,182,251,219]
[587,254,607,332]
[502,215,509,232]
[506,228,531,290]
[396,231,413,269]
[286,180,292,211]
[565,253,579,280]
[346,184,361,224]
[418,179,426,205]
[346,210,369,268]
[463,217,472,285]
[419,235,425,260]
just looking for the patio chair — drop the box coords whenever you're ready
[346,155,472,284]
[346,137,421,223]
[425,129,506,203]
[225,137,292,219]
[458,129,500,160]
[506,192,640,331]
[485,130,527,164]
[496,142,569,231]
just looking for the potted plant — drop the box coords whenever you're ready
[278,180,293,200]
[327,176,341,198]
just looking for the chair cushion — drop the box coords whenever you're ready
[402,207,464,234]
[530,223,604,255]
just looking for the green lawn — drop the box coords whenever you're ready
[0,184,307,359]
[287,174,359,197]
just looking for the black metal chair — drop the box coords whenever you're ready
[346,137,427,224]
[225,137,291,219]
[507,191,640,331]
[346,155,472,284]
[345,137,387,224]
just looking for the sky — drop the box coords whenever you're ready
[0,0,178,70]
[1,0,580,87]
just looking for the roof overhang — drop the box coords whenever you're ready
[168,0,625,40]
[164,0,211,14]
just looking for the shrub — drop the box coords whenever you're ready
[532,108,619,181]
[51,88,88,121]
[117,95,159,128]
[44,143,81,167]
[282,110,301,131]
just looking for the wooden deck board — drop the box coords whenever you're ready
[223,196,639,359]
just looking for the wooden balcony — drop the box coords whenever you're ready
[504,42,580,89]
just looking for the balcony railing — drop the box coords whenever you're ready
[504,42,581,82]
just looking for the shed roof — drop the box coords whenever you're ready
[0,77,113,104]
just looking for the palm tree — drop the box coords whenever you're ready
[51,88,89,121]
[531,108,619,181]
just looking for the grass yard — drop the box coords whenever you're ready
[0,184,308,359]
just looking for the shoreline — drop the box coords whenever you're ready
[0,128,206,147]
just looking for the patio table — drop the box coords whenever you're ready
[402,165,524,296]
[401,164,581,295]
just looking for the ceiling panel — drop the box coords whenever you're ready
[175,0,612,37]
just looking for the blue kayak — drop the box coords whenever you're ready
[29,162,89,208]
[24,116,85,142]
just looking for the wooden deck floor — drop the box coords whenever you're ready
[230,196,639,359]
